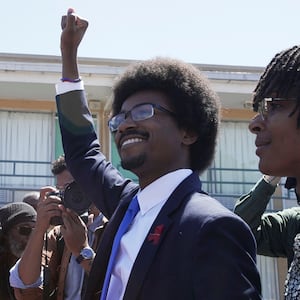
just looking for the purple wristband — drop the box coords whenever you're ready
[60,77,82,83]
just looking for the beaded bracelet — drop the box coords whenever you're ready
[60,77,82,83]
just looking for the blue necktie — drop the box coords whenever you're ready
[100,195,140,300]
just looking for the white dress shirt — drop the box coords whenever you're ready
[106,169,192,300]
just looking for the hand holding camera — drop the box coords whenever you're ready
[60,208,89,256]
[34,187,62,232]
[48,181,91,226]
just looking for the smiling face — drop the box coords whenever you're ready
[113,90,197,188]
[249,99,300,178]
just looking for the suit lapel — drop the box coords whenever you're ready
[124,172,203,299]
[86,193,135,296]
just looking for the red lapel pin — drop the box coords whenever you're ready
[147,224,164,245]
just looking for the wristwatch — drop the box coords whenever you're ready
[76,246,95,264]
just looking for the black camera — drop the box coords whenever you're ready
[49,181,91,226]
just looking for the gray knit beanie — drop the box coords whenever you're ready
[0,202,37,233]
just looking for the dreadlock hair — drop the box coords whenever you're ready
[51,155,67,175]
[253,45,300,127]
[112,57,221,174]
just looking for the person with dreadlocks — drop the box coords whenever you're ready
[233,45,300,299]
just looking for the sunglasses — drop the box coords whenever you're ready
[108,102,176,133]
[16,226,34,236]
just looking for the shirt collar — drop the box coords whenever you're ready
[136,169,192,215]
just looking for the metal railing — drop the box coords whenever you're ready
[0,159,54,205]
[202,167,297,211]
[0,160,297,210]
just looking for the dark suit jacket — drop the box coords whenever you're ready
[56,90,262,300]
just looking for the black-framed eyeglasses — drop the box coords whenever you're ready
[255,97,297,120]
[16,226,34,236]
[108,102,176,133]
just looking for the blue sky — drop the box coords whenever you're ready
[2,0,300,67]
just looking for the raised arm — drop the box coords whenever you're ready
[234,176,280,230]
[56,9,138,219]
[17,187,61,285]
[60,8,88,80]
[233,176,298,258]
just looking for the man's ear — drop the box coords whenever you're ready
[182,129,198,146]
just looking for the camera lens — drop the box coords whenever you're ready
[63,182,91,215]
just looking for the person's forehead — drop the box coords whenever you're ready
[121,90,171,110]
